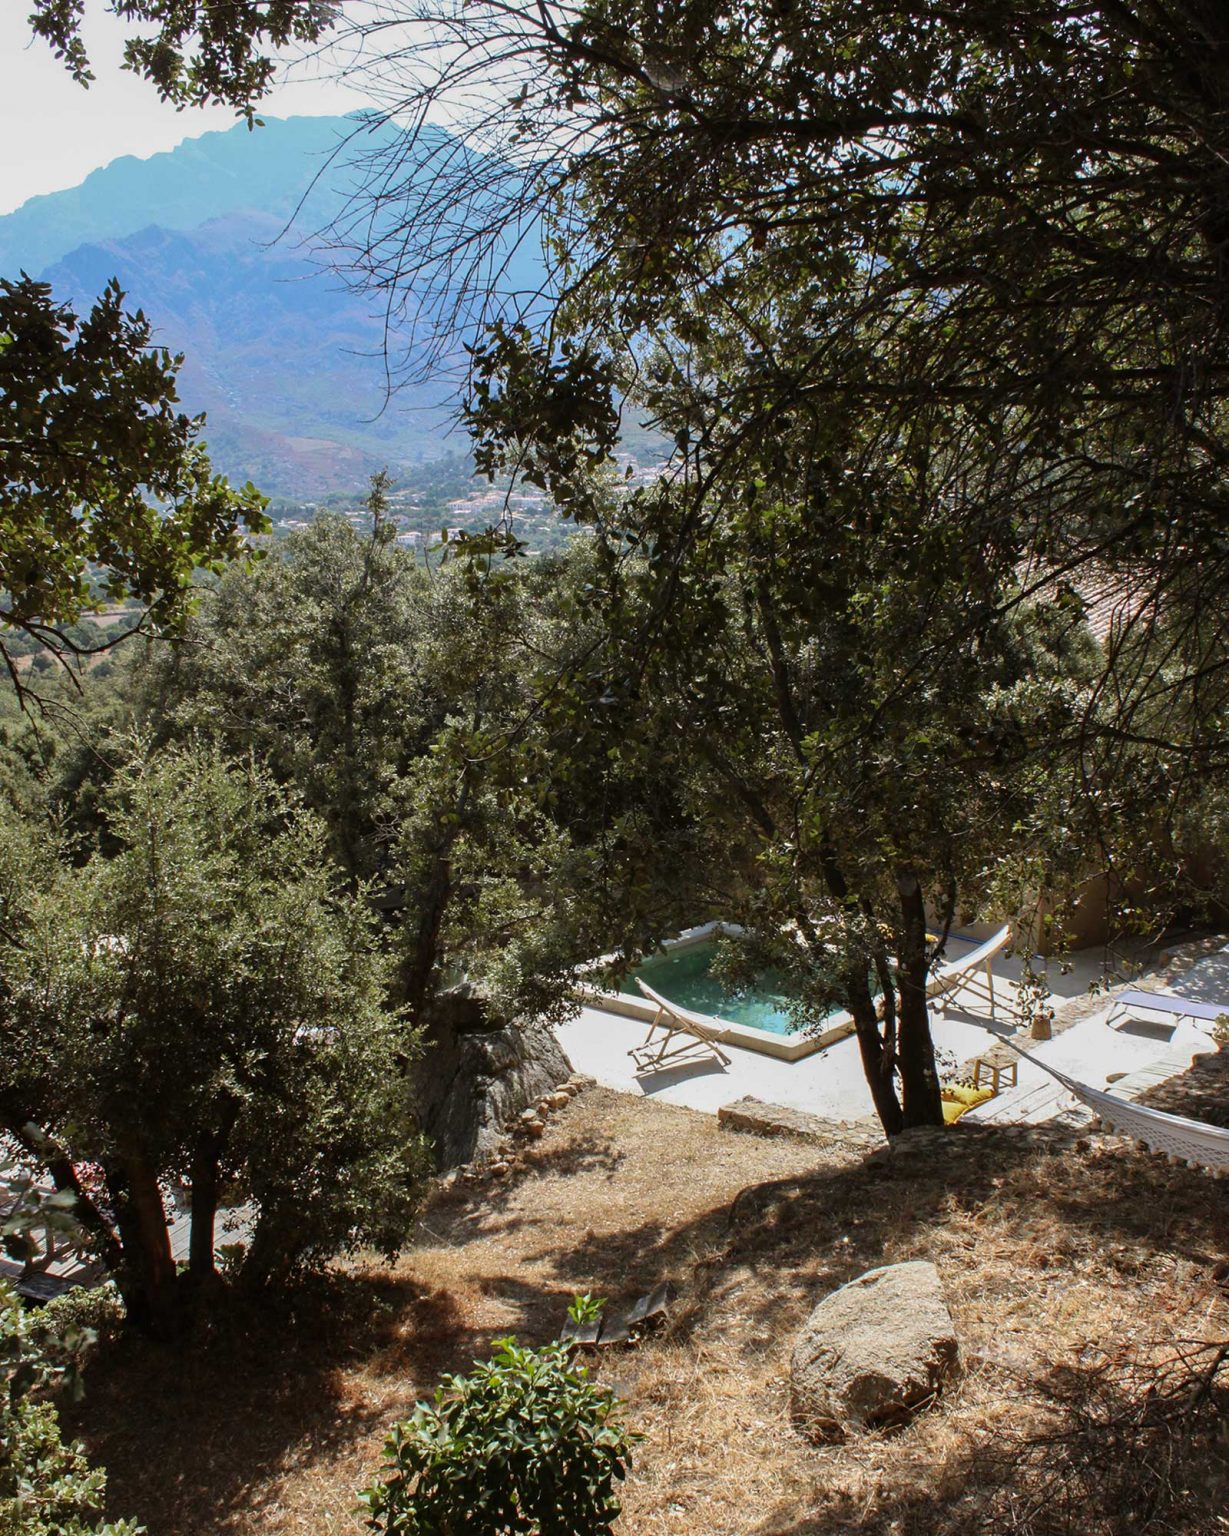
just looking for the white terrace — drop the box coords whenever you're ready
[554,931,1226,1128]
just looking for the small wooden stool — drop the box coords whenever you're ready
[970,1055,1018,1094]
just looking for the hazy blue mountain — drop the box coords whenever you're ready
[0,116,384,279]
[3,117,543,495]
[42,212,462,495]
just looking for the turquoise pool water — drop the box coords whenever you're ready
[626,938,800,1036]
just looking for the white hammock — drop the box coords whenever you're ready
[1001,1040,1229,1177]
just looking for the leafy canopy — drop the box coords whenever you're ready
[0,745,431,1332]
[140,511,707,1030]
[28,1,339,117]
[336,0,1229,1125]
[0,277,268,690]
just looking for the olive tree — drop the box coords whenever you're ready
[0,746,430,1335]
[299,0,1229,1128]
[0,277,268,700]
[464,338,1101,1129]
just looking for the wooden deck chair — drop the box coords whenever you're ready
[630,979,732,1073]
[926,924,1011,1018]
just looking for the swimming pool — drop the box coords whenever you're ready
[586,923,858,1062]
[628,938,799,1036]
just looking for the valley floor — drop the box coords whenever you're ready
[76,1076,1228,1536]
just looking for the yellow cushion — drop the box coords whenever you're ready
[943,1083,995,1108]
[940,1085,994,1123]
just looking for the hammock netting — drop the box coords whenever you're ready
[1002,1041,1229,1177]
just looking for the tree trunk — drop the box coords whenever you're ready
[402,837,456,1025]
[850,1001,904,1136]
[188,1132,223,1285]
[41,1151,124,1271]
[895,869,944,1128]
[0,1105,123,1272]
[238,1211,289,1293]
[106,1155,179,1336]
[802,857,907,1138]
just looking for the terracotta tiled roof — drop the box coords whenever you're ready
[1024,564,1156,646]
[1076,573,1152,645]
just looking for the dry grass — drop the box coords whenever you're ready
[72,1088,1229,1536]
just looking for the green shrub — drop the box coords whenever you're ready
[32,1286,126,1363]
[0,1279,142,1536]
[360,1300,639,1536]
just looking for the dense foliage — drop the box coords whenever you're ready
[511,435,1105,1128]
[0,276,267,694]
[3,11,1227,1533]
[0,512,710,1326]
[361,1303,638,1536]
[141,510,710,1026]
[0,1278,141,1535]
[0,745,430,1334]
[322,0,1229,1127]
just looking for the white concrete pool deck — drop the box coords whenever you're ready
[556,1001,990,1122]
[553,936,1226,1126]
[965,942,1228,1124]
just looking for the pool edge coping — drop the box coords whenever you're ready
[579,922,856,1063]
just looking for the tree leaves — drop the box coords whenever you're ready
[29,0,339,118]
[361,1308,638,1536]
[0,277,268,701]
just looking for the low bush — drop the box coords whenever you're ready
[360,1298,639,1535]
[0,1278,142,1536]
[32,1285,126,1363]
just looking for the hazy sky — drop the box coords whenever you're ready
[0,1,371,216]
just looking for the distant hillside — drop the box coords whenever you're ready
[0,116,383,280]
[1,117,539,496]
[42,212,460,495]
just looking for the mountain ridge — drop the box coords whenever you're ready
[40,211,459,495]
[1,116,495,495]
[0,115,388,277]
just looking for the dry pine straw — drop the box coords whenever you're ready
[73,1088,1228,1536]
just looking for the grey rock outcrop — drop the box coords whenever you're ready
[790,1260,958,1439]
[414,990,573,1167]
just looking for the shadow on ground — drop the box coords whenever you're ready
[68,1275,430,1533]
[443,1121,1229,1364]
[750,1341,1229,1536]
[73,1095,1229,1536]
